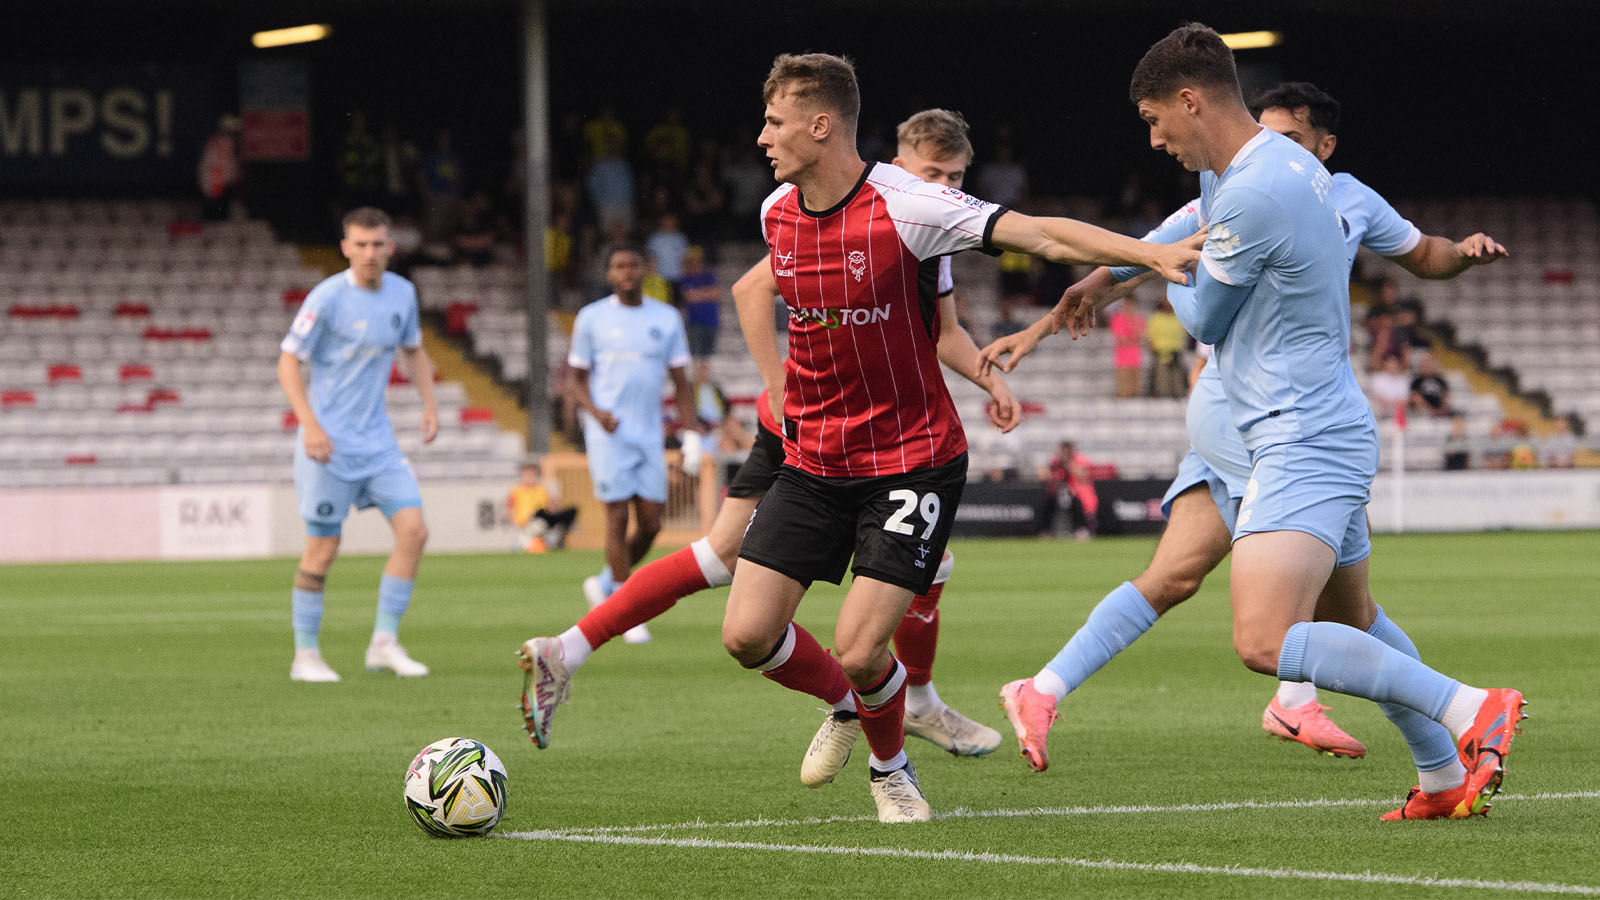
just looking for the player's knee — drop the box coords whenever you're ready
[302,537,340,571]
[722,623,771,667]
[1137,567,1203,612]
[1231,631,1282,676]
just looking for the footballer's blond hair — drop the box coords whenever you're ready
[895,108,973,164]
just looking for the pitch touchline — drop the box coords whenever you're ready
[519,790,1600,836]
[497,831,1600,896]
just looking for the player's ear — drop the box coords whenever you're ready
[810,111,831,141]
[1319,133,1337,162]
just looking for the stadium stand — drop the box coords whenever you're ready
[0,199,523,489]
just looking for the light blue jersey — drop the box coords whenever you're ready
[281,270,420,481]
[567,294,691,445]
[1172,127,1370,452]
[1124,169,1424,523]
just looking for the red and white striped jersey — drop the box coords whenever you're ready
[760,161,1005,477]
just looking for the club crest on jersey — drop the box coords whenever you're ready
[847,249,867,281]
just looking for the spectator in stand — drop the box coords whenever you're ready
[379,124,420,215]
[546,209,575,308]
[337,112,383,212]
[678,246,720,358]
[1108,296,1147,398]
[1408,353,1452,417]
[977,131,1028,207]
[1365,277,1413,372]
[1040,440,1098,540]
[586,132,635,235]
[452,191,501,267]
[690,359,729,430]
[681,160,728,250]
[420,129,466,246]
[582,104,627,166]
[1370,354,1412,416]
[643,107,692,188]
[1543,417,1577,468]
[997,250,1035,308]
[991,297,1027,343]
[387,214,423,277]
[1146,296,1188,399]
[722,135,772,228]
[1442,413,1472,470]
[646,212,690,304]
[509,456,579,553]
[197,114,242,222]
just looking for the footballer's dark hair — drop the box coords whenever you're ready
[1251,81,1342,134]
[1129,23,1242,105]
[342,206,392,234]
[895,108,974,163]
[606,243,644,265]
[763,53,860,132]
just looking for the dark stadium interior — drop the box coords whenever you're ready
[5,0,1596,230]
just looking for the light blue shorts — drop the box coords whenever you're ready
[294,445,422,537]
[1162,449,1242,534]
[583,425,667,504]
[1161,373,1253,532]
[1234,419,1378,567]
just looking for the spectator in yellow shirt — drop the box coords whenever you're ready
[1145,297,1189,398]
[508,457,579,553]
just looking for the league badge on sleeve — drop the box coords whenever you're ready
[290,309,318,338]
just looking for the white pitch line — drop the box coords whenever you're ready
[528,789,1600,836]
[497,831,1600,896]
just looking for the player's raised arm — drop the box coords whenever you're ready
[1393,232,1509,280]
[989,210,1200,285]
[731,259,786,420]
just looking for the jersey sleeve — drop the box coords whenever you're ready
[936,256,954,296]
[878,171,1006,260]
[665,310,692,369]
[1199,185,1284,289]
[1348,176,1422,257]
[1110,199,1202,282]
[400,284,423,350]
[566,308,595,370]
[280,285,332,360]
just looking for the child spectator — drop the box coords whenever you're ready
[507,457,578,553]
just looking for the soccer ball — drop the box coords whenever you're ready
[403,737,507,837]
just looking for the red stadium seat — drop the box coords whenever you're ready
[167,221,203,238]
[48,364,83,384]
[147,388,180,406]
[459,407,496,427]
[446,301,479,334]
[282,288,309,307]
[2,389,37,408]
[114,303,152,317]
[65,453,99,466]
[119,364,154,382]
[282,411,299,431]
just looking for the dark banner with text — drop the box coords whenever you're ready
[0,64,215,188]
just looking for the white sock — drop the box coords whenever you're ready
[1418,759,1467,794]
[832,694,858,714]
[1032,668,1069,702]
[1440,685,1489,740]
[558,627,593,673]
[869,749,907,774]
[1275,680,1319,709]
[905,682,941,718]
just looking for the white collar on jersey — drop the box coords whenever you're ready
[1223,125,1274,173]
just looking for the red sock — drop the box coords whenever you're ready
[577,545,708,648]
[893,581,942,686]
[855,659,908,763]
[758,623,852,704]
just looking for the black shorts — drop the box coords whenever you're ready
[738,454,967,595]
[726,421,785,499]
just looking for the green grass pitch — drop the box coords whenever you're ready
[3,531,1597,898]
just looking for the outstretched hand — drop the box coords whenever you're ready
[977,318,1050,377]
[1458,232,1508,265]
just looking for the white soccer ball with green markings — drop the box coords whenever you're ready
[403,737,507,837]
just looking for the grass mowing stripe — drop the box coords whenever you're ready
[498,831,1600,896]
[531,789,1600,835]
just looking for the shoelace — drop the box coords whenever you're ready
[877,772,923,815]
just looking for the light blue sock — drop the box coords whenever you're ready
[292,589,323,650]
[1041,582,1160,695]
[1367,606,1459,772]
[599,566,619,597]
[374,575,414,637]
[1277,620,1460,724]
